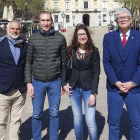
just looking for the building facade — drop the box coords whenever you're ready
[45,0,121,27]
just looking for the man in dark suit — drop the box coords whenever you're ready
[0,21,27,140]
[103,8,140,140]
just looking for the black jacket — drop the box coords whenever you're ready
[25,29,67,83]
[62,49,100,94]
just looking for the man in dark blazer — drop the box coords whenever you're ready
[0,21,27,140]
[103,8,140,140]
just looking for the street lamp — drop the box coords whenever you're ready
[109,10,113,25]
[24,1,28,21]
[98,14,101,26]
[72,15,75,27]
[24,1,28,39]
[61,12,66,24]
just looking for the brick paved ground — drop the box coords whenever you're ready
[5,28,130,140]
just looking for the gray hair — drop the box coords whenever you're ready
[7,20,21,30]
[114,8,132,21]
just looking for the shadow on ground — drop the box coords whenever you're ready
[19,106,130,140]
[119,108,130,140]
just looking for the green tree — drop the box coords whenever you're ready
[11,0,44,20]
[119,0,140,15]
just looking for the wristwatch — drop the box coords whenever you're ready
[131,81,137,88]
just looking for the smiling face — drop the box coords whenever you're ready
[116,11,132,33]
[77,29,88,46]
[6,22,21,39]
[39,13,53,33]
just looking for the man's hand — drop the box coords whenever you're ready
[63,85,73,96]
[115,81,124,90]
[27,83,34,98]
[115,81,128,93]
[88,94,96,107]
[122,82,133,93]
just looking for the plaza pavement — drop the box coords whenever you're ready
[6,27,130,140]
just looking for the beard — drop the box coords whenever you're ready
[7,32,20,39]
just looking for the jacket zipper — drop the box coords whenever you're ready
[46,36,49,82]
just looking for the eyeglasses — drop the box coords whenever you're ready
[78,33,87,38]
[117,16,131,22]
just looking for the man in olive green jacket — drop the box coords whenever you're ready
[24,11,67,140]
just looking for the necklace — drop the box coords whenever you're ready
[76,51,86,60]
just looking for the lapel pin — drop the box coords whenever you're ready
[132,37,134,39]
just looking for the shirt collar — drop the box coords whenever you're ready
[119,29,130,37]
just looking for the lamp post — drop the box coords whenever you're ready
[24,1,28,21]
[98,14,101,26]
[109,10,113,25]
[61,12,66,24]
[72,15,75,27]
[24,1,28,39]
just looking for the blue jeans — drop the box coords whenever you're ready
[70,87,97,140]
[108,91,140,140]
[32,77,61,140]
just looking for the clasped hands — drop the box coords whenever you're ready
[115,81,133,93]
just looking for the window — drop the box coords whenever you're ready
[54,2,58,9]
[114,1,118,8]
[65,2,70,9]
[103,14,107,22]
[66,15,69,23]
[54,15,58,22]
[84,2,88,9]
[103,1,107,9]
[44,2,47,10]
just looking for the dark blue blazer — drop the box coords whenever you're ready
[103,29,140,93]
[0,38,27,95]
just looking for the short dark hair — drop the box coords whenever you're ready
[39,11,52,20]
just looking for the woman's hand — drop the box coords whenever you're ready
[61,86,65,96]
[88,94,96,107]
[62,85,73,96]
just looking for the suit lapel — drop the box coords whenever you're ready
[124,30,135,61]
[73,49,80,69]
[4,38,16,65]
[114,30,124,61]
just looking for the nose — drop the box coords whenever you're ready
[81,35,85,38]
[44,21,47,25]
[13,29,17,32]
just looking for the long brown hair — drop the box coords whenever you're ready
[67,24,96,57]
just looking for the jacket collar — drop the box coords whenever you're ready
[39,26,55,36]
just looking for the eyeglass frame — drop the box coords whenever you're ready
[77,33,87,38]
[116,16,131,22]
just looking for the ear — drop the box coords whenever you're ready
[130,17,133,24]
[6,28,8,33]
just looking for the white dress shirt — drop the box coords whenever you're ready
[119,29,130,41]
